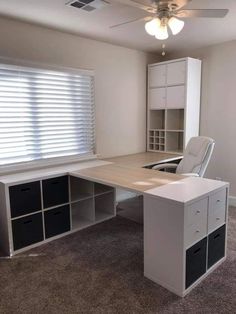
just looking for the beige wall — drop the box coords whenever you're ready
[168,40,236,196]
[0,16,157,158]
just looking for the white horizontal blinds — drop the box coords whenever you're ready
[0,64,95,165]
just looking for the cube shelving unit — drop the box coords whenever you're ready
[147,57,202,154]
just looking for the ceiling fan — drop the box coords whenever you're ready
[110,0,229,40]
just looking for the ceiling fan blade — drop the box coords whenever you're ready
[176,9,229,18]
[110,16,152,29]
[168,0,192,10]
[109,0,156,13]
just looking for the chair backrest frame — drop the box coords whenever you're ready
[176,136,215,177]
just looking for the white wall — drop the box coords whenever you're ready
[0,16,157,158]
[168,40,236,196]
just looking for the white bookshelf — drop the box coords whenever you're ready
[147,57,202,154]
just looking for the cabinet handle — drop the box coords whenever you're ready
[53,211,62,216]
[217,200,221,203]
[194,248,201,254]
[21,188,31,192]
[216,217,220,220]
[24,219,33,224]
[196,210,201,214]
[51,181,59,185]
[195,230,200,233]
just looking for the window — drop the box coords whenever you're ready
[0,64,95,167]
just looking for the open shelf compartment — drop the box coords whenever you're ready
[95,191,115,222]
[149,110,165,129]
[71,198,95,230]
[94,182,114,196]
[166,131,184,153]
[70,176,94,202]
[166,109,184,131]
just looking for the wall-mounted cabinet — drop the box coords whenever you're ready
[147,57,201,154]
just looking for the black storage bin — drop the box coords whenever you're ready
[12,213,44,250]
[42,176,69,208]
[44,205,70,238]
[186,237,207,289]
[9,181,41,218]
[208,224,226,269]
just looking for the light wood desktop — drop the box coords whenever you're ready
[105,152,182,169]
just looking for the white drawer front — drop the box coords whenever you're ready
[186,198,208,227]
[149,88,166,109]
[166,61,186,86]
[149,65,166,87]
[166,85,185,109]
[208,189,226,232]
[185,220,207,248]
[185,198,208,247]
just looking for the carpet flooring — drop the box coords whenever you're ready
[0,208,236,314]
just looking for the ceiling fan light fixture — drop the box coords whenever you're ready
[145,18,161,36]
[155,24,168,40]
[168,17,185,35]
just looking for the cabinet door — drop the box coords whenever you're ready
[44,205,71,238]
[186,237,207,289]
[42,176,69,208]
[149,65,166,87]
[149,88,166,109]
[208,189,226,233]
[12,213,44,250]
[9,181,41,218]
[166,86,185,109]
[167,61,186,85]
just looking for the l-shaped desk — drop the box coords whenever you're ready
[0,152,229,297]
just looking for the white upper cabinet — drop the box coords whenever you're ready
[149,65,166,87]
[149,88,166,109]
[166,86,185,109]
[166,61,186,86]
[147,58,202,153]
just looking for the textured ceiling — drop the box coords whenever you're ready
[0,0,236,53]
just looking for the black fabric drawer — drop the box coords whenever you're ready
[12,213,44,250]
[208,224,226,269]
[44,205,70,239]
[9,181,42,218]
[186,237,207,289]
[42,176,69,208]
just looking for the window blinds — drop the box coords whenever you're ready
[0,64,95,166]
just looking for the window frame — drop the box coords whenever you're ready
[0,59,96,175]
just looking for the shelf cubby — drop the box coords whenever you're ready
[94,182,113,196]
[71,198,95,230]
[148,58,201,154]
[70,176,94,202]
[149,110,165,129]
[166,131,183,153]
[95,191,115,222]
[166,109,184,131]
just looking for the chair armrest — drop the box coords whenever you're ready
[152,163,178,171]
[181,173,200,177]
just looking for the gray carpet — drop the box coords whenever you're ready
[0,208,236,314]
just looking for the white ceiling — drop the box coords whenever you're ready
[0,0,236,53]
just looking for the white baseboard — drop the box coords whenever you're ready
[229,196,236,207]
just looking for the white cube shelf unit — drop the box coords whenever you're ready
[147,57,202,154]
[0,175,116,256]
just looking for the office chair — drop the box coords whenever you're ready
[152,136,215,177]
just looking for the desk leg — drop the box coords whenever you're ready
[143,195,185,297]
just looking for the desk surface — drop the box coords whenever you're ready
[105,152,182,168]
[70,163,183,193]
